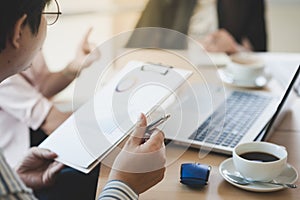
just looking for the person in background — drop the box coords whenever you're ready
[128,0,267,54]
[0,0,165,199]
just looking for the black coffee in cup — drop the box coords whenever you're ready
[239,151,280,162]
[233,142,287,181]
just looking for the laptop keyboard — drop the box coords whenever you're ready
[189,91,273,148]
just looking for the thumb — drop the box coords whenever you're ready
[142,129,165,152]
[128,113,147,145]
[43,162,65,186]
[48,162,64,178]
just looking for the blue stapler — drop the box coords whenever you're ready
[180,163,211,188]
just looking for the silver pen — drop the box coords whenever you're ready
[143,114,171,142]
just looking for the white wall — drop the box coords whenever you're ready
[58,0,146,14]
[266,0,300,52]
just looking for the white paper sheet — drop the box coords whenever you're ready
[39,61,193,173]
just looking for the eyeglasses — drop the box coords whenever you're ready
[42,0,62,25]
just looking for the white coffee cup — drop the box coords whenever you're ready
[226,53,265,82]
[233,142,287,181]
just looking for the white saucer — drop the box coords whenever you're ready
[219,158,298,192]
[218,68,271,89]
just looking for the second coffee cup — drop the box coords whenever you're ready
[227,53,265,83]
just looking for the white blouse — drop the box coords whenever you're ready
[0,74,52,167]
[188,0,218,40]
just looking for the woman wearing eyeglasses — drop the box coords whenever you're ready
[0,1,100,199]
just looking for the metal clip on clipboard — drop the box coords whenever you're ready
[141,62,173,76]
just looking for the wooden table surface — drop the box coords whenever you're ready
[95,50,300,199]
[96,128,300,199]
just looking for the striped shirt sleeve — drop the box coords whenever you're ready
[98,180,139,200]
[0,151,37,200]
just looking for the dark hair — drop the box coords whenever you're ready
[0,0,51,52]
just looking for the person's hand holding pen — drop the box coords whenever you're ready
[108,113,167,195]
[143,114,170,143]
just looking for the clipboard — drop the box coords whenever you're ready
[39,61,193,173]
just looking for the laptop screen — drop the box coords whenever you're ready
[258,65,300,141]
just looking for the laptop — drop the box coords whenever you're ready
[162,65,300,155]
